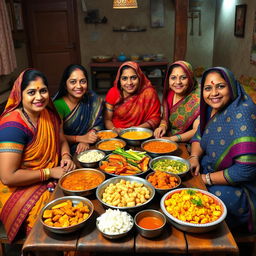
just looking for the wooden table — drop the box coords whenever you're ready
[22,144,239,255]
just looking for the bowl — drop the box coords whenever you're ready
[97,130,118,140]
[99,150,151,177]
[40,196,94,234]
[134,209,166,238]
[149,155,190,178]
[96,209,134,239]
[146,171,181,196]
[96,138,126,155]
[92,55,112,63]
[59,168,105,196]
[119,127,153,147]
[77,149,105,168]
[141,138,178,158]
[160,188,227,233]
[96,176,155,212]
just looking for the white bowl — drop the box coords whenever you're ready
[160,188,227,233]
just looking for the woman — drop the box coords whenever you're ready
[154,61,200,142]
[189,67,256,231]
[54,64,104,154]
[0,69,76,242]
[105,61,161,133]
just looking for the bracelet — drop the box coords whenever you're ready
[43,168,51,181]
[205,173,213,186]
[40,169,44,181]
[160,123,167,128]
[188,155,199,160]
[74,135,77,143]
[175,134,182,142]
[62,152,72,158]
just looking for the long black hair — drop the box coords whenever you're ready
[53,64,88,100]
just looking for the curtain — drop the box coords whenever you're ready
[0,0,17,75]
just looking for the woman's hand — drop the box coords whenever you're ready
[113,127,123,134]
[81,130,98,144]
[76,142,89,154]
[60,157,76,171]
[154,126,166,138]
[189,157,200,176]
[49,166,70,179]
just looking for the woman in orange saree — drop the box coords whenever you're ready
[0,69,76,242]
[105,61,161,133]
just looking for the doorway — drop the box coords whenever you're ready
[23,0,81,95]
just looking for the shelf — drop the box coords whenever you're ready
[112,28,147,32]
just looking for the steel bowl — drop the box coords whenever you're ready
[40,196,94,234]
[96,209,134,239]
[77,149,105,168]
[146,171,181,196]
[149,155,190,178]
[160,188,227,233]
[134,209,166,238]
[141,138,178,158]
[99,152,151,177]
[96,176,155,212]
[96,138,126,155]
[97,130,118,140]
[92,55,112,63]
[59,168,105,196]
[119,127,153,147]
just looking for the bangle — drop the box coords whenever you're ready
[74,136,77,143]
[43,168,51,181]
[62,152,72,158]
[205,173,213,186]
[40,169,44,181]
[160,123,167,128]
[175,134,182,142]
[188,155,199,160]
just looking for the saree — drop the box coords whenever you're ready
[0,70,60,242]
[105,61,161,129]
[193,67,256,231]
[162,61,200,135]
[54,91,104,135]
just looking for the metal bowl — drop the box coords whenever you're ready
[97,130,118,140]
[160,188,227,233]
[119,127,153,147]
[59,168,106,196]
[149,155,190,178]
[141,138,178,158]
[96,138,126,155]
[92,55,112,63]
[134,209,166,238]
[146,171,181,196]
[96,176,155,212]
[77,149,105,168]
[40,196,94,234]
[96,209,134,239]
[99,152,151,177]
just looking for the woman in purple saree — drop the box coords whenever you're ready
[190,67,256,231]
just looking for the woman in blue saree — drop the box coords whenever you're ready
[189,67,256,231]
[54,64,104,154]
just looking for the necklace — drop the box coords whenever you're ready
[22,108,36,129]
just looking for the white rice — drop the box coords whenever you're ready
[97,209,133,235]
[78,151,104,163]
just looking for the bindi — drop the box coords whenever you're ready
[211,80,215,85]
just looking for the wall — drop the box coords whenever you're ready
[213,0,256,78]
[186,0,216,70]
[77,0,175,70]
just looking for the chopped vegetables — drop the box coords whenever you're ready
[100,148,150,175]
[147,171,180,189]
[152,159,187,174]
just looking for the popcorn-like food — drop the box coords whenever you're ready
[164,189,222,224]
[42,200,90,228]
[102,179,151,207]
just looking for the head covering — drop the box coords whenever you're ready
[1,69,59,120]
[109,61,153,105]
[199,67,240,135]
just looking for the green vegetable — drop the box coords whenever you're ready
[187,189,196,195]
[113,148,142,161]
[190,198,203,207]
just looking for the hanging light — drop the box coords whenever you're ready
[113,0,138,9]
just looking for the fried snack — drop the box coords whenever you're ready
[43,200,90,228]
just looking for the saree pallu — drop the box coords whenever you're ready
[164,87,200,135]
[106,86,161,129]
[63,91,104,135]
[0,108,60,242]
[193,67,256,231]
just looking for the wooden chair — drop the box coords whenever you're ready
[0,222,25,256]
